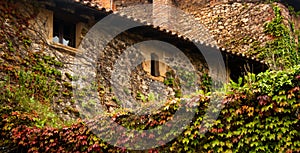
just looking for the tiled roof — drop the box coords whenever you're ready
[70,0,267,65]
[73,0,112,11]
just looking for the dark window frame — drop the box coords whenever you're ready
[53,17,76,48]
[151,53,160,77]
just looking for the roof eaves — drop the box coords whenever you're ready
[70,0,268,66]
[73,0,112,12]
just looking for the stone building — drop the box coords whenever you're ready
[11,0,278,112]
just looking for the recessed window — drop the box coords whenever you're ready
[151,53,160,77]
[53,19,76,47]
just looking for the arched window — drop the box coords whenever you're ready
[151,53,160,77]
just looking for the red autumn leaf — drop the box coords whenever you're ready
[82,140,88,145]
[148,133,155,139]
[217,128,223,133]
[11,111,19,116]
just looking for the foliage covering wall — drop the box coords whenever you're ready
[3,65,300,153]
[0,0,299,153]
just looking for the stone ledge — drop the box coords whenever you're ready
[50,42,82,56]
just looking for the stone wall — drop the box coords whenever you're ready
[173,0,262,8]
[113,0,152,9]
[65,0,296,114]
[77,25,210,113]
[114,0,295,56]
[172,1,296,55]
[175,1,274,54]
[21,1,211,116]
[3,0,288,118]
[10,1,102,119]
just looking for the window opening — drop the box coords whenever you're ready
[151,53,160,77]
[53,19,76,47]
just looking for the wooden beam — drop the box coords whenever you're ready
[45,5,89,23]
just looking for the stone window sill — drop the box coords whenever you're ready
[50,42,82,55]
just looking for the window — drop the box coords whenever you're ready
[36,8,84,50]
[151,53,160,77]
[53,19,76,48]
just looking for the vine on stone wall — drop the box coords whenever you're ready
[7,65,300,152]
[252,5,299,69]
[0,0,77,152]
[1,0,300,152]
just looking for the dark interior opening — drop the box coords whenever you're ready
[151,53,160,77]
[53,17,76,47]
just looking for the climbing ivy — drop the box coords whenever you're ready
[1,0,300,153]
[7,65,300,152]
[252,5,299,69]
[0,0,77,151]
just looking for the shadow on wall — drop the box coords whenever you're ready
[281,0,300,12]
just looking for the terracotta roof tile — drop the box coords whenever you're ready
[72,0,111,11]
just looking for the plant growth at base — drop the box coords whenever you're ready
[6,65,300,153]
